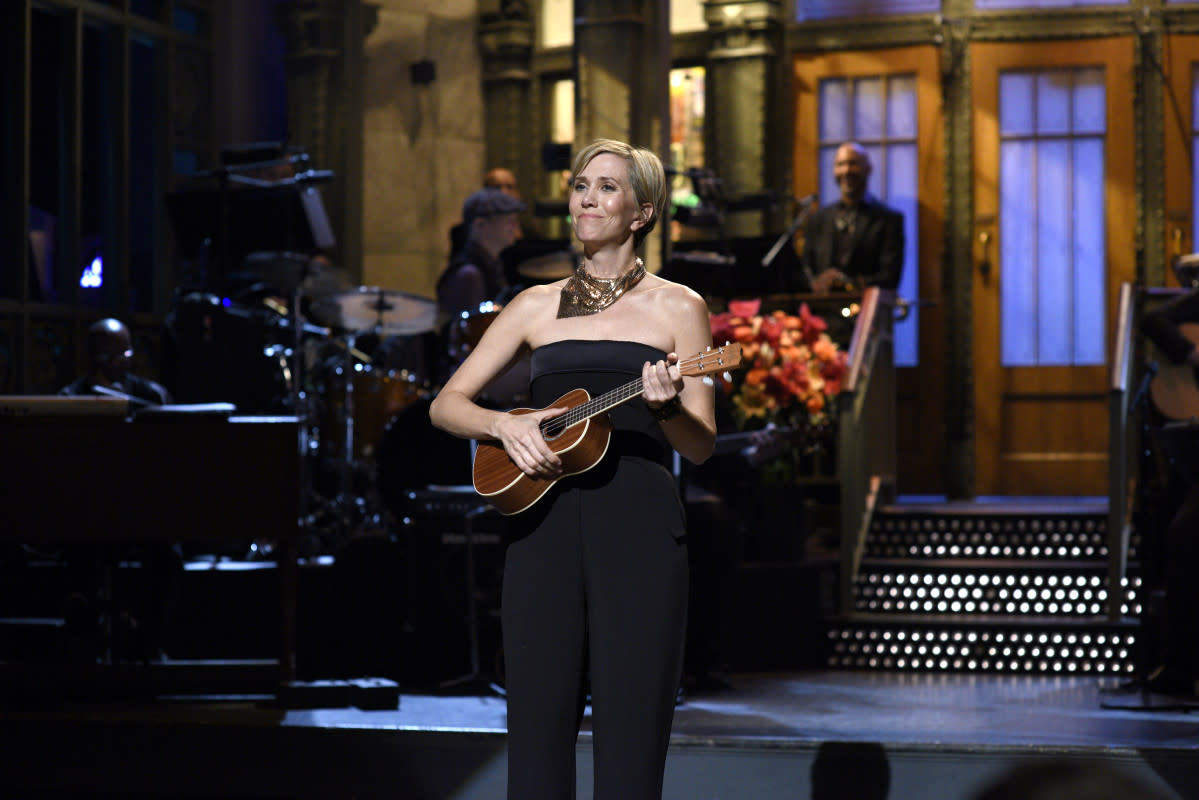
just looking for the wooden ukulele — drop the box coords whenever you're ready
[472,343,743,515]
[1149,323,1199,421]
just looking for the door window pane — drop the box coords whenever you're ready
[797,0,938,21]
[82,20,121,310]
[29,7,67,304]
[130,35,159,313]
[542,79,574,240]
[819,79,851,143]
[669,67,706,233]
[999,67,1107,367]
[671,0,705,33]
[541,0,572,49]
[817,74,920,367]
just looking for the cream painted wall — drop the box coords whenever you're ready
[361,1,484,300]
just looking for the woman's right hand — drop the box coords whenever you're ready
[494,405,568,479]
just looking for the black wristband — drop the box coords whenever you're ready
[648,395,683,422]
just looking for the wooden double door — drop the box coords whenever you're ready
[796,38,1141,496]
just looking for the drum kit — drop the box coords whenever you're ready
[161,145,533,552]
[297,285,479,546]
[231,266,515,551]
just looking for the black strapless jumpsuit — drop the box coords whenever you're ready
[502,339,689,800]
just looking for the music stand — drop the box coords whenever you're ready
[165,180,335,289]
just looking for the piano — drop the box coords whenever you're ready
[0,399,300,543]
[0,398,302,689]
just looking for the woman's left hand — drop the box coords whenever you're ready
[643,353,683,409]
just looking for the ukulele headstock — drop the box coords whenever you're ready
[679,343,743,378]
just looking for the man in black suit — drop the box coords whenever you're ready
[802,142,904,294]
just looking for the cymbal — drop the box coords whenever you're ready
[518,250,576,281]
[311,286,437,335]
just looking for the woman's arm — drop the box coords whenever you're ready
[642,286,717,465]
[429,287,566,479]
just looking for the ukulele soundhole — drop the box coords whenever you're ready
[541,419,570,441]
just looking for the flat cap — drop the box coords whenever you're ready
[462,188,526,223]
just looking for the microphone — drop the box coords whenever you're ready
[794,194,818,208]
[293,169,336,184]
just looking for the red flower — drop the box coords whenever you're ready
[798,302,829,345]
[711,301,844,430]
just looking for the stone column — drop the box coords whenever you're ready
[275,0,374,276]
[479,6,534,201]
[702,0,783,239]
[573,0,670,273]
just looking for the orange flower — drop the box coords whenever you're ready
[712,301,844,431]
[732,324,757,344]
[812,338,838,362]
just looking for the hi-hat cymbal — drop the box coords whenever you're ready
[517,250,576,281]
[311,286,437,335]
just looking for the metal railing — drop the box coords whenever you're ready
[837,287,898,615]
[1107,282,1137,622]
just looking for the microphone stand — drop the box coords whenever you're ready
[761,195,818,288]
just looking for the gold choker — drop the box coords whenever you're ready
[556,257,646,318]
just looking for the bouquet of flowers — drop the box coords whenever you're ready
[709,299,848,434]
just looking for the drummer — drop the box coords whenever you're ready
[436,187,526,318]
[433,187,528,404]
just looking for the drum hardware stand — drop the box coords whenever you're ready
[318,326,394,550]
[249,271,327,560]
[439,496,506,697]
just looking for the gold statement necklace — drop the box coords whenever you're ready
[556,257,646,319]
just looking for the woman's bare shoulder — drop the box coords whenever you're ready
[644,274,709,316]
[506,281,564,312]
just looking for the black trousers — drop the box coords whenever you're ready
[501,456,688,800]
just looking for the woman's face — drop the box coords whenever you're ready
[569,152,649,248]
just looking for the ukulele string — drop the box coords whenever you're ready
[535,347,735,439]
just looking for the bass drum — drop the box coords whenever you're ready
[375,396,475,521]
[321,366,425,462]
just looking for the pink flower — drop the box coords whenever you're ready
[728,299,762,318]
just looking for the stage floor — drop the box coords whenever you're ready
[2,669,1197,799]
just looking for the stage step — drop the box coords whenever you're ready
[829,502,1143,676]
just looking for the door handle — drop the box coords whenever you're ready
[978,230,993,280]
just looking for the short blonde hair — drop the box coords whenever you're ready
[571,138,667,247]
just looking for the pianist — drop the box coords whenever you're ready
[56,317,179,663]
[59,318,172,406]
